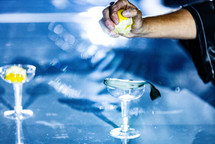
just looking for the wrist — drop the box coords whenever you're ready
[131,17,152,38]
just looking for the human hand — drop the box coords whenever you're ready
[99,0,144,38]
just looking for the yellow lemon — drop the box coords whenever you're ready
[118,9,128,23]
[5,66,27,83]
[114,9,133,36]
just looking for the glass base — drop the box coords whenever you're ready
[4,109,33,120]
[110,128,140,139]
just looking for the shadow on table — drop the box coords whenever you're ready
[0,85,13,110]
[6,50,215,108]
[192,130,215,144]
[23,83,51,109]
[58,98,118,128]
[9,56,93,77]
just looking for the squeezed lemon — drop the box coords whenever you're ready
[114,9,133,36]
[5,66,27,83]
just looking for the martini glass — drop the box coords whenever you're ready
[104,78,145,139]
[0,64,36,119]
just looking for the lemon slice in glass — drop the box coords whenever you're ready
[114,9,133,36]
[5,66,27,83]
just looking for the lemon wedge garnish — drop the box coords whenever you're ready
[5,66,27,83]
[114,9,133,36]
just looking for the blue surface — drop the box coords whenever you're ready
[0,0,215,143]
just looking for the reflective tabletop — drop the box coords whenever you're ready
[0,0,215,144]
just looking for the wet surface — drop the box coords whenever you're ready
[0,0,215,143]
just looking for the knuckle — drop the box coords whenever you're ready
[137,10,142,16]
[110,12,115,17]
[109,1,115,6]
[104,19,109,26]
[102,7,108,15]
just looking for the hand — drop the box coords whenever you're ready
[99,0,144,38]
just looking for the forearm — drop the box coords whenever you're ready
[139,9,197,39]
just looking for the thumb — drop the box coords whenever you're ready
[132,9,143,30]
[122,8,138,18]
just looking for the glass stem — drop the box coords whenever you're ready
[16,119,24,144]
[13,83,23,114]
[121,99,129,132]
[121,138,128,144]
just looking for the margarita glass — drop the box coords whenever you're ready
[104,78,145,139]
[0,64,36,119]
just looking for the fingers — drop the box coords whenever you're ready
[102,0,131,26]
[109,0,139,25]
[99,18,110,34]
[100,0,141,38]
[102,7,115,31]
[101,2,122,37]
[99,18,120,38]
[110,1,124,24]
[110,0,135,24]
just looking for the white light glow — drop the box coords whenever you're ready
[0,7,129,47]
[0,13,78,23]
[78,7,129,47]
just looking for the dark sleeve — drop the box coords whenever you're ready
[180,0,215,83]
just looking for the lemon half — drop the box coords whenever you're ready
[5,66,27,83]
[114,9,133,36]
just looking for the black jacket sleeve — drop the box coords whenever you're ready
[180,0,215,83]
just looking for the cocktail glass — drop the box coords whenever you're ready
[104,78,145,139]
[0,64,36,119]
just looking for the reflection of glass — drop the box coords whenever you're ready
[121,138,128,144]
[0,64,36,119]
[104,78,145,139]
[16,118,24,144]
